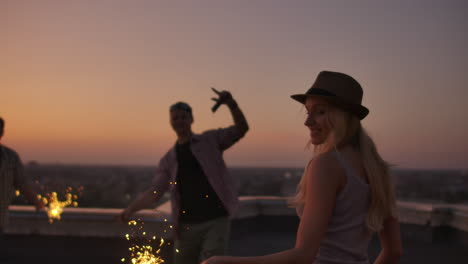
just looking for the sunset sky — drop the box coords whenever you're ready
[2,0,467,169]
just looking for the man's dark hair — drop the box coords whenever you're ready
[0,117,4,137]
[170,102,192,115]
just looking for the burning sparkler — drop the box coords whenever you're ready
[122,219,169,264]
[39,186,80,223]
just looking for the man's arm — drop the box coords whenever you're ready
[118,156,171,222]
[119,188,166,222]
[212,88,249,136]
[226,97,249,136]
[19,185,45,210]
[13,154,45,210]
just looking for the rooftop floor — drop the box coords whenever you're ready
[3,197,468,264]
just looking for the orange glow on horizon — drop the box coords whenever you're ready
[3,1,467,169]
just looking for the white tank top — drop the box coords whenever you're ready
[297,151,372,264]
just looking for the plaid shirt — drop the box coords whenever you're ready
[151,125,244,237]
[0,145,25,229]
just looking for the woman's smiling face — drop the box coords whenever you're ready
[304,97,331,145]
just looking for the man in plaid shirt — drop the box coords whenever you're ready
[0,117,44,260]
[119,89,249,264]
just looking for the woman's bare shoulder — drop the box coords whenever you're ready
[309,151,341,168]
[307,152,344,181]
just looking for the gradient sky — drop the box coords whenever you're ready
[2,0,467,169]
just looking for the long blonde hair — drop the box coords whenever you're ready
[291,105,396,232]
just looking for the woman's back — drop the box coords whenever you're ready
[298,149,372,264]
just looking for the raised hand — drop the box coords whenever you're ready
[211,87,233,113]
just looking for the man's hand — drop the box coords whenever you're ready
[116,208,133,223]
[211,87,234,112]
[34,199,46,211]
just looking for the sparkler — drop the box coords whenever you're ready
[39,187,80,223]
[122,219,171,264]
[15,185,81,224]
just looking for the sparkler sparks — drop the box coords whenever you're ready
[129,245,164,264]
[123,220,168,264]
[39,187,80,223]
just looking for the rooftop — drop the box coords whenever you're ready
[4,197,468,264]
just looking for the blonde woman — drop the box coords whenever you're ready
[202,71,402,264]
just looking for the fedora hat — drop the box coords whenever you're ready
[291,71,369,119]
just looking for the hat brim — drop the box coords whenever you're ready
[290,93,369,120]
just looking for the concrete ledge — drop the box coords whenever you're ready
[7,206,173,238]
[396,201,433,226]
[6,197,468,238]
[396,201,468,232]
[240,197,468,233]
[444,204,468,232]
[236,196,295,218]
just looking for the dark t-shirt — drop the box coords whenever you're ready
[175,141,228,223]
